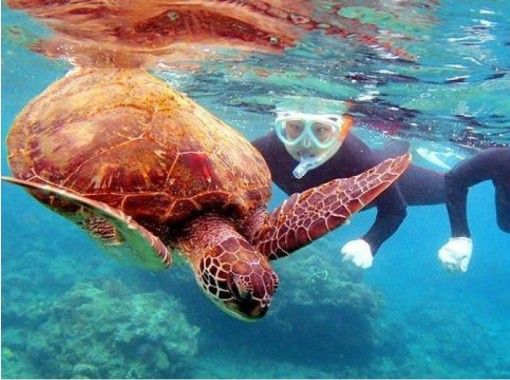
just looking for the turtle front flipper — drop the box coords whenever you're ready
[247,154,411,259]
[2,176,171,270]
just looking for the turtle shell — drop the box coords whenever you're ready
[7,68,271,232]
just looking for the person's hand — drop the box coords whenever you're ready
[437,237,473,272]
[340,239,373,269]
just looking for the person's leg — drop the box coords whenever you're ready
[495,181,510,233]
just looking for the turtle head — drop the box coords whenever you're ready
[178,215,279,321]
[197,247,279,321]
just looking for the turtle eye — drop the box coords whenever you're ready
[327,116,338,121]
[228,274,252,300]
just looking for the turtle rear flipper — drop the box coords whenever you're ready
[2,176,171,270]
[249,154,411,259]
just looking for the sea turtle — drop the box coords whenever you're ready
[4,68,410,320]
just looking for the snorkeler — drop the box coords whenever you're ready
[252,99,509,272]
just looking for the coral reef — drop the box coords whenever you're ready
[2,279,199,378]
[193,353,335,379]
[3,209,508,378]
[268,243,384,366]
[395,305,503,378]
[188,241,386,373]
[3,183,508,379]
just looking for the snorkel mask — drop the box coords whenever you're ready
[275,111,353,178]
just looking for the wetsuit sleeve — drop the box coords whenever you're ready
[361,184,408,254]
[445,148,507,237]
[345,136,408,254]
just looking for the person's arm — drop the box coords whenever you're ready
[362,189,408,253]
[340,135,408,267]
[444,150,495,237]
[438,149,500,272]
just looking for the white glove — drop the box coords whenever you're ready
[437,237,473,272]
[341,239,373,269]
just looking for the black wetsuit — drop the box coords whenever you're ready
[253,132,509,254]
[446,147,510,237]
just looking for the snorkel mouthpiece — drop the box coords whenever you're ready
[292,155,326,179]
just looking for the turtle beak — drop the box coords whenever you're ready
[246,303,269,318]
[223,299,270,321]
[236,297,270,319]
[226,274,274,320]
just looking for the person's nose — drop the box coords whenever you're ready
[302,135,312,148]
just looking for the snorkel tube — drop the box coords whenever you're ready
[293,154,330,179]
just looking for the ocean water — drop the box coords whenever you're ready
[1,1,510,378]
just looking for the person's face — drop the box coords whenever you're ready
[279,117,342,160]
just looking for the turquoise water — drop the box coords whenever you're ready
[2,1,510,378]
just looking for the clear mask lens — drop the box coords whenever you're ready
[310,122,336,144]
[281,119,306,142]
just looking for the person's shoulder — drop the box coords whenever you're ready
[252,131,278,151]
[342,133,373,157]
[251,131,290,162]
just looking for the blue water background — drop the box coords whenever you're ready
[2,0,510,378]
